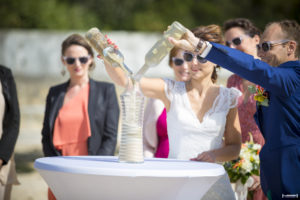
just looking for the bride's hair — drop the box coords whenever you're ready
[191,25,224,83]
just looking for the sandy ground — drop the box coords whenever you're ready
[11,172,48,200]
[11,133,48,200]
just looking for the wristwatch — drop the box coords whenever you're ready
[194,39,206,54]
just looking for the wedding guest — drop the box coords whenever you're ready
[143,46,191,158]
[41,34,120,200]
[101,24,241,200]
[169,19,300,199]
[223,18,267,200]
[0,65,20,200]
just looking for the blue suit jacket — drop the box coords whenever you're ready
[206,43,300,199]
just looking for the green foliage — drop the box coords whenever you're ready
[0,0,99,29]
[0,0,299,31]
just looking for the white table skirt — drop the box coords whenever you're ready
[34,156,225,200]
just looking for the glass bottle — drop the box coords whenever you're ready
[118,79,145,163]
[134,21,187,81]
[85,27,133,75]
[86,27,144,163]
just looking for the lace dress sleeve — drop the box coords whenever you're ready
[228,87,242,108]
[163,78,176,101]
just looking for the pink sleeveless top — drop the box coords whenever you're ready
[53,84,92,156]
[154,108,169,158]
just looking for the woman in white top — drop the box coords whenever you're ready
[143,46,191,158]
[102,24,241,199]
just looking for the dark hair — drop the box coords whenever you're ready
[223,18,261,38]
[191,25,224,83]
[268,20,300,58]
[168,46,182,66]
[61,34,95,69]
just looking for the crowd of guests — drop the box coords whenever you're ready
[0,18,299,200]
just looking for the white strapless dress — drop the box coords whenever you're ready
[164,78,241,200]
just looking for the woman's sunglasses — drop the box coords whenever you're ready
[183,52,207,63]
[63,55,91,65]
[225,35,248,47]
[256,39,291,52]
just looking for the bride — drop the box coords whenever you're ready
[102,24,241,200]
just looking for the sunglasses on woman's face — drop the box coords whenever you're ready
[63,55,91,65]
[225,35,248,47]
[172,58,185,66]
[183,52,207,63]
[256,39,291,52]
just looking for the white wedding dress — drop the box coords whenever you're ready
[164,78,241,200]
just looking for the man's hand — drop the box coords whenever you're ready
[168,29,199,52]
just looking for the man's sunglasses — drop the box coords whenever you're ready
[63,55,91,65]
[256,39,291,52]
[225,35,248,47]
[172,58,185,66]
[183,52,207,63]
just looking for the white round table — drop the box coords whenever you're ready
[34,156,225,200]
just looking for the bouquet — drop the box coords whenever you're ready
[223,133,261,185]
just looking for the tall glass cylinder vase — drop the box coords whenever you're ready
[118,80,145,163]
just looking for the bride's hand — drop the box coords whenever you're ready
[191,151,216,163]
[168,29,199,52]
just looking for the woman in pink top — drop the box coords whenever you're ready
[143,47,191,158]
[41,34,120,200]
[223,18,266,200]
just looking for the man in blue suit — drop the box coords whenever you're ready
[169,20,300,199]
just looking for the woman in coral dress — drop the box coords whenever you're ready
[41,34,120,200]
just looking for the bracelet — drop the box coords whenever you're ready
[194,39,206,54]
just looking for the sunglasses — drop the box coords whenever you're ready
[172,58,185,66]
[183,52,207,63]
[256,39,291,52]
[63,55,91,65]
[225,35,248,47]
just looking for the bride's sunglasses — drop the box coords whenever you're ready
[63,55,91,65]
[183,52,207,63]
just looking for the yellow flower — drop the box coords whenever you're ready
[249,85,269,106]
[257,95,265,102]
[254,95,259,101]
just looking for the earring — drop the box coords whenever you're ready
[61,67,66,76]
